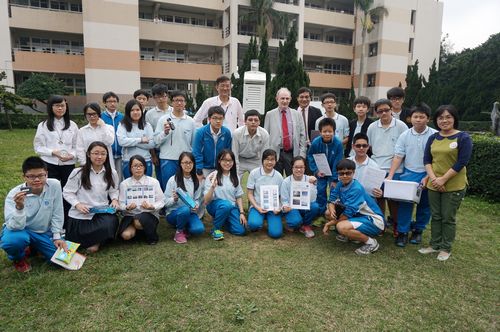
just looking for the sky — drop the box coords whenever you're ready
[441,0,500,52]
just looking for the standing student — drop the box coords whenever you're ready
[63,142,120,253]
[348,133,383,198]
[387,104,437,247]
[387,87,412,127]
[203,150,247,241]
[192,106,232,181]
[232,109,270,179]
[134,89,151,111]
[193,75,245,131]
[154,90,196,188]
[117,100,155,179]
[1,157,67,272]
[323,159,385,255]
[76,102,115,166]
[315,93,349,146]
[307,117,344,211]
[264,87,306,176]
[281,156,321,238]
[345,96,373,157]
[101,91,124,181]
[366,98,407,235]
[247,149,284,239]
[164,152,205,244]
[296,87,323,146]
[420,105,472,261]
[145,83,173,189]
[34,95,78,189]
[118,155,165,245]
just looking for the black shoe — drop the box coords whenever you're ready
[410,231,422,244]
[395,233,408,247]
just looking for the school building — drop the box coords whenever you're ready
[0,0,443,108]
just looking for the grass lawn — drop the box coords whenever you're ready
[0,129,498,330]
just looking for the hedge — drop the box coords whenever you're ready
[468,133,500,202]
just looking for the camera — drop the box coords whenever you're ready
[166,118,175,130]
[20,186,32,194]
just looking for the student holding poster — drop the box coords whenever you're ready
[118,155,165,245]
[281,157,321,238]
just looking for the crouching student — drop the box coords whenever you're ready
[323,159,385,255]
[164,152,205,244]
[204,150,247,240]
[1,157,67,272]
[247,149,284,239]
[118,155,165,245]
[281,156,321,238]
[63,142,120,253]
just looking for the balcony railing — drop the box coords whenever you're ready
[304,2,354,15]
[9,3,82,14]
[305,67,351,75]
[140,54,219,66]
[12,47,84,56]
[139,18,220,30]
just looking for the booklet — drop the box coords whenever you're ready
[54,240,80,264]
[290,181,311,210]
[50,241,86,271]
[176,187,197,209]
[260,185,280,211]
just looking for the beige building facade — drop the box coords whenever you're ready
[1,0,442,108]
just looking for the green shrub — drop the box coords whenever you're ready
[468,133,500,201]
[0,113,87,129]
[459,121,491,132]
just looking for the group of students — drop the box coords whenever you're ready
[1,76,472,272]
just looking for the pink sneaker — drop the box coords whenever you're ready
[299,225,315,238]
[174,230,187,244]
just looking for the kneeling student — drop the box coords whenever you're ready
[323,159,385,255]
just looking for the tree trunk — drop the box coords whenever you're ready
[357,27,367,96]
[4,110,13,131]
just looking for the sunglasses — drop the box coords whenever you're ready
[354,144,369,148]
[338,171,353,177]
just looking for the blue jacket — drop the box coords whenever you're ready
[192,124,232,174]
[307,135,344,182]
[101,110,124,158]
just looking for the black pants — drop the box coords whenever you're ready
[275,150,294,177]
[46,162,74,226]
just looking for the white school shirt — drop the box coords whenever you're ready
[63,166,119,220]
[348,156,380,182]
[34,118,78,165]
[76,123,115,165]
[116,122,155,161]
[193,96,245,131]
[145,106,173,131]
[366,118,408,171]
[315,113,349,141]
[118,175,165,218]
[246,167,284,206]
[280,175,317,206]
[154,112,195,160]
[203,171,244,205]
[232,126,270,170]
[394,126,438,173]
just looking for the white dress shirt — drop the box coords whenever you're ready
[118,175,165,218]
[76,123,115,165]
[193,96,245,131]
[34,118,78,165]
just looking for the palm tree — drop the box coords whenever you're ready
[240,0,288,43]
[354,0,388,95]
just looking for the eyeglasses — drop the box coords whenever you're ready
[90,152,107,157]
[389,97,403,101]
[246,118,260,122]
[86,112,99,118]
[220,158,234,163]
[354,144,369,149]
[24,173,47,180]
[105,100,117,104]
[53,103,66,108]
[323,100,336,104]
[210,116,224,122]
[338,171,353,177]
[172,99,186,103]
[131,164,145,169]
[292,166,305,169]
[180,161,193,165]
[376,108,391,114]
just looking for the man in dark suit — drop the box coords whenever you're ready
[387,87,412,128]
[296,87,323,147]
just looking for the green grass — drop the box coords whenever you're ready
[0,129,499,330]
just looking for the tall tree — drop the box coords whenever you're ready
[0,71,31,130]
[404,60,423,108]
[240,0,288,41]
[258,30,272,111]
[17,73,67,105]
[354,0,388,96]
[195,79,207,112]
[419,59,440,111]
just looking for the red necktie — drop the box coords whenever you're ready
[282,110,291,151]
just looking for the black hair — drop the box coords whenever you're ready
[410,102,431,118]
[151,83,169,97]
[297,87,312,97]
[102,91,119,103]
[386,87,405,99]
[122,99,145,132]
[128,155,147,175]
[216,149,238,187]
[321,92,337,104]
[244,109,261,120]
[336,158,356,171]
[291,156,307,168]
[261,149,277,163]
[45,95,70,131]
[353,96,371,108]
[434,105,460,129]
[374,98,392,110]
[353,132,369,145]
[134,89,151,99]
[208,105,225,118]
[170,90,186,100]
[22,156,47,174]
[83,102,102,117]
[175,152,199,193]
[318,117,336,132]
[78,141,115,191]
[215,75,231,85]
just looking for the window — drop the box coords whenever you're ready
[369,42,378,57]
[70,3,82,12]
[367,74,376,87]
[410,10,416,25]
[408,38,414,53]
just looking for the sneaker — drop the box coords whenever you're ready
[355,239,379,255]
[174,230,187,244]
[211,229,224,241]
[299,225,315,238]
[410,231,422,244]
[395,233,408,247]
[13,258,31,273]
[418,247,438,254]
[336,234,349,242]
[437,251,451,261]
